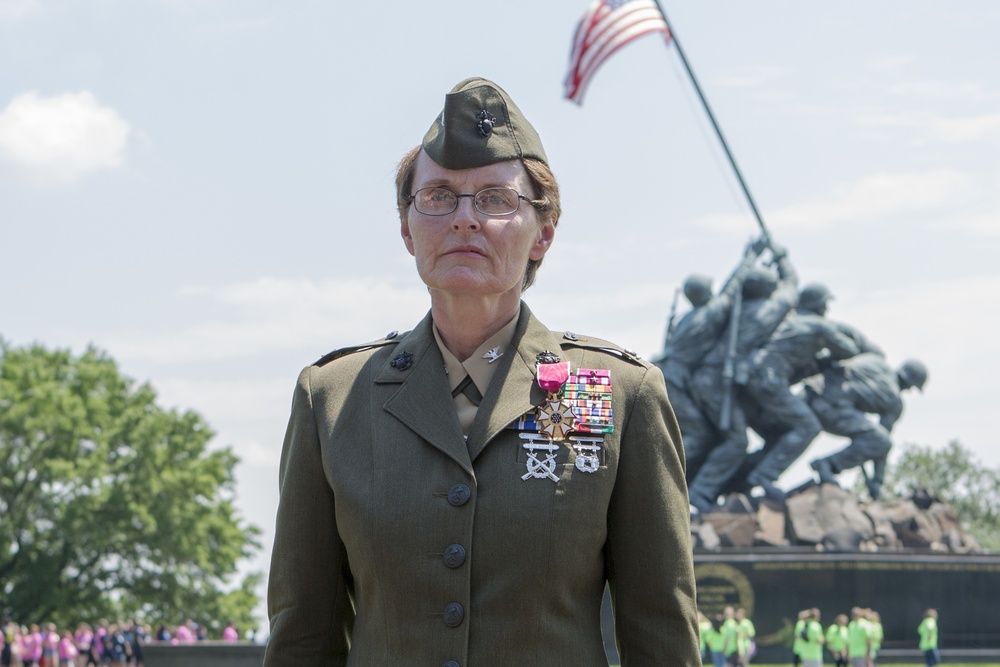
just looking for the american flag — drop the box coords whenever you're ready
[564,0,671,105]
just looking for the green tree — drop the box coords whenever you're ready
[879,440,1000,551]
[0,341,261,633]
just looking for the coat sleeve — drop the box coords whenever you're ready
[264,367,354,667]
[606,364,701,666]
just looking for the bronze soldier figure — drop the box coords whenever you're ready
[807,354,928,499]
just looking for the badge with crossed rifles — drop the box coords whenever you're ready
[519,433,560,482]
[571,436,603,473]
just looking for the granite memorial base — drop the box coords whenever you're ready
[693,551,1000,664]
[151,550,1000,667]
[144,642,265,667]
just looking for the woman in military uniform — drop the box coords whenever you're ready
[264,77,699,667]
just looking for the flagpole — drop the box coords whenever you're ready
[650,0,771,241]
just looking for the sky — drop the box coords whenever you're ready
[3,0,999,634]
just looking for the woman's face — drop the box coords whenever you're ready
[401,150,554,300]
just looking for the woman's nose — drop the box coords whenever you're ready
[451,196,481,230]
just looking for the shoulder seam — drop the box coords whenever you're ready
[313,337,402,367]
[558,334,646,367]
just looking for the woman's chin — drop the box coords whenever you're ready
[424,270,493,294]
[427,277,521,301]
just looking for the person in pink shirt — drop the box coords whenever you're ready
[57,631,77,667]
[42,624,59,667]
[171,621,195,644]
[221,623,239,643]
[73,624,92,667]
[23,624,42,667]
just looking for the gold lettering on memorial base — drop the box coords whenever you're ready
[693,563,755,619]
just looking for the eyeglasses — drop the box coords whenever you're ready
[409,187,536,216]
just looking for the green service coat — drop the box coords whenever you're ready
[264,302,699,666]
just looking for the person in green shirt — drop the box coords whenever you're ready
[792,608,810,667]
[918,608,940,666]
[704,614,728,667]
[800,608,825,667]
[869,610,883,665]
[825,614,849,667]
[698,610,714,664]
[735,607,756,665]
[847,607,872,667]
[721,607,739,666]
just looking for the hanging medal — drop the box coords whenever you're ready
[571,436,603,473]
[535,360,576,440]
[519,433,560,482]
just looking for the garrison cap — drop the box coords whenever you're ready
[422,77,548,169]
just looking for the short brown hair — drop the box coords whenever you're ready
[395,147,561,290]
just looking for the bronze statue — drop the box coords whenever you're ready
[739,283,860,500]
[656,237,767,479]
[807,354,928,499]
[658,239,925,512]
[684,245,797,512]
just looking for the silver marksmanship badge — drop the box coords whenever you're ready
[571,436,603,473]
[520,433,559,482]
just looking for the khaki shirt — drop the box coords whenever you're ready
[434,314,519,436]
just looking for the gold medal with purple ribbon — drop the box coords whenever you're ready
[536,360,575,440]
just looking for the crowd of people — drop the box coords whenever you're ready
[697,606,941,667]
[0,618,244,667]
[698,606,758,667]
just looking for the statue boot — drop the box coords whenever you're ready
[810,458,838,486]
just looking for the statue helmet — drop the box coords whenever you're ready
[742,267,778,300]
[897,359,928,391]
[682,274,713,307]
[799,283,833,315]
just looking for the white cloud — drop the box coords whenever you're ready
[858,110,1000,143]
[0,91,131,186]
[883,79,995,102]
[0,0,37,18]
[151,377,290,469]
[153,377,291,423]
[929,212,1000,237]
[109,277,431,364]
[695,169,973,232]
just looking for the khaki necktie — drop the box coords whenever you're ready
[452,374,482,406]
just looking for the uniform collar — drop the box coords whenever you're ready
[376,302,566,464]
[433,312,520,396]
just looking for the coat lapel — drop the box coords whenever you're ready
[377,312,472,473]
[467,303,564,461]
